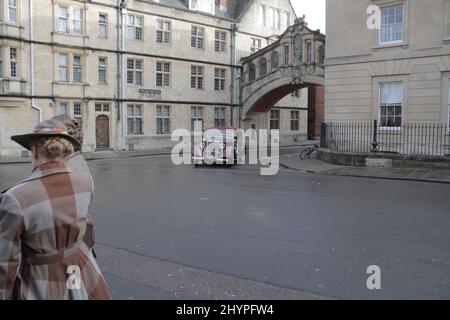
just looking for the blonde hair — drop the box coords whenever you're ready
[33,137,74,159]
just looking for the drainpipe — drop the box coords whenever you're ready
[29,0,42,122]
[119,0,126,150]
[230,23,238,128]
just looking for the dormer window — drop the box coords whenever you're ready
[189,0,215,15]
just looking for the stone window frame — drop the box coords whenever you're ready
[7,0,17,24]
[283,44,290,65]
[9,47,17,78]
[156,19,172,44]
[56,4,84,36]
[214,30,227,53]
[58,52,69,82]
[250,37,262,53]
[191,65,204,89]
[127,14,144,41]
[59,101,69,115]
[306,41,313,64]
[156,105,171,134]
[72,7,83,35]
[72,54,82,83]
[98,56,108,84]
[318,45,325,66]
[270,109,280,130]
[191,25,205,50]
[73,102,83,128]
[126,58,143,86]
[56,52,84,84]
[95,103,110,112]
[372,75,408,129]
[214,107,226,127]
[127,104,144,135]
[271,51,279,70]
[58,5,69,33]
[98,12,108,39]
[214,68,226,91]
[191,106,204,131]
[156,61,171,87]
[259,57,267,77]
[248,63,256,82]
[189,0,215,15]
[378,81,403,129]
[379,3,404,45]
[290,110,300,131]
[371,0,408,49]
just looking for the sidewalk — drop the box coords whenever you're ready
[0,148,174,164]
[279,154,450,184]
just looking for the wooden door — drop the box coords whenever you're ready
[96,115,110,148]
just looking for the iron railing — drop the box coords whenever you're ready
[321,121,450,157]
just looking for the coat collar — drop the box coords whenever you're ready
[28,161,70,180]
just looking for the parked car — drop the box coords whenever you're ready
[192,127,237,166]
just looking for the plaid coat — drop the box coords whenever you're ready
[0,161,111,300]
[64,152,95,249]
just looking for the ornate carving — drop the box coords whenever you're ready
[291,77,305,86]
[293,34,302,64]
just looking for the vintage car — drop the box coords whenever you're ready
[192,127,237,166]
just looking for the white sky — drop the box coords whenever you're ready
[291,0,326,33]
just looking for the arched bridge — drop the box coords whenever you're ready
[240,17,325,119]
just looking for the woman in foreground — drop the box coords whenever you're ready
[0,119,110,300]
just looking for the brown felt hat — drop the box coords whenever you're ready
[11,119,82,151]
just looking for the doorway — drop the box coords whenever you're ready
[95,115,110,149]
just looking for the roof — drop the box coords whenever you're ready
[139,0,255,21]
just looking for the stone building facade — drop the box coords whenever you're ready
[325,0,450,127]
[0,0,311,156]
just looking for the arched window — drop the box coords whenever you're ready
[248,63,256,82]
[271,51,279,70]
[294,34,302,63]
[259,57,267,76]
[318,45,325,65]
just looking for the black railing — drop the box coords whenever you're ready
[321,121,450,157]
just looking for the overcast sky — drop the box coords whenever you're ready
[291,0,326,33]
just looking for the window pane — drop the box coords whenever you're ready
[127,105,133,116]
[127,59,134,69]
[127,70,134,84]
[135,60,142,70]
[380,5,403,44]
[59,103,68,115]
[135,71,142,85]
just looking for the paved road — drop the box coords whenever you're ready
[0,149,449,299]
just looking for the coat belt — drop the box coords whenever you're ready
[24,242,85,266]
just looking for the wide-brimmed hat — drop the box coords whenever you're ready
[11,119,82,151]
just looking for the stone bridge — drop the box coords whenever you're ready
[240,18,325,120]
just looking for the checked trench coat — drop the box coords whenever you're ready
[0,161,111,300]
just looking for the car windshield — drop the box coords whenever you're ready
[206,130,234,140]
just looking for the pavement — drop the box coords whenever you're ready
[279,153,450,184]
[1,143,449,184]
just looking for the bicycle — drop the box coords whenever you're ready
[300,144,319,160]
